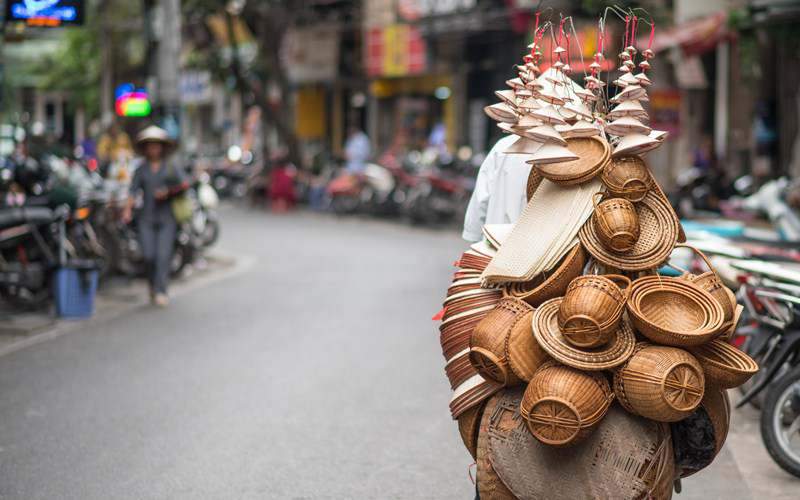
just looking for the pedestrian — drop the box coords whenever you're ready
[122,126,188,307]
[268,156,297,212]
[462,135,532,242]
[344,126,371,174]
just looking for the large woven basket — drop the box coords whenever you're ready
[689,339,759,389]
[601,155,651,202]
[477,393,517,500]
[520,362,614,447]
[627,275,725,347]
[505,244,586,307]
[673,244,736,324]
[470,297,533,386]
[614,343,705,422]
[486,388,675,500]
[557,274,630,348]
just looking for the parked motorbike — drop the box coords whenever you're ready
[326,162,397,215]
[402,151,473,226]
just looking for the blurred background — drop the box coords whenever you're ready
[0,1,799,499]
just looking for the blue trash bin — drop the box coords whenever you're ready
[53,263,98,319]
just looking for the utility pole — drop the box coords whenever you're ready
[99,0,114,126]
[144,0,181,137]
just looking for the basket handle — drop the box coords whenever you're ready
[592,192,606,210]
[604,274,632,300]
[563,314,603,337]
[674,243,717,274]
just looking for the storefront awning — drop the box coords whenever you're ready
[649,12,729,56]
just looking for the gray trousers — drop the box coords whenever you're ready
[137,219,176,294]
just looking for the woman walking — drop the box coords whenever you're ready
[123,126,188,307]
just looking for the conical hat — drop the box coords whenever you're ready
[611,84,647,103]
[609,100,648,120]
[650,129,668,141]
[524,124,567,146]
[495,89,517,106]
[504,136,545,155]
[517,97,541,111]
[634,72,652,86]
[605,117,652,136]
[531,105,567,126]
[613,72,640,87]
[484,103,518,123]
[506,78,525,90]
[564,100,593,120]
[535,88,565,106]
[516,114,541,128]
[612,133,660,157]
[564,120,600,138]
[526,143,579,164]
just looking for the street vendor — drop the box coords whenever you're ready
[462,135,532,242]
[122,125,189,307]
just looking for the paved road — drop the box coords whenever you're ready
[0,206,795,499]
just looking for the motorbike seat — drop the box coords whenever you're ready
[0,207,57,230]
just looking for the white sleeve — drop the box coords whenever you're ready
[462,150,497,242]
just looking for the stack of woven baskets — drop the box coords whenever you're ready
[436,12,758,500]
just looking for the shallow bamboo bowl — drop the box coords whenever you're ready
[558,274,631,348]
[627,276,725,347]
[602,155,651,202]
[614,344,705,422]
[689,339,759,389]
[505,244,586,307]
[470,298,532,386]
[521,363,614,446]
[593,195,640,253]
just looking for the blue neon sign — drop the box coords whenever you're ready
[6,1,84,26]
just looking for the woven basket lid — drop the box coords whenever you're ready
[534,136,609,184]
[579,190,679,271]
[532,298,635,370]
[485,388,675,500]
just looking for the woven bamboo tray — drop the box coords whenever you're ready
[689,339,759,389]
[533,298,636,371]
[614,343,705,422]
[579,190,679,271]
[534,136,610,186]
[521,362,613,447]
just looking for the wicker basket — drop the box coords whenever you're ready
[558,274,630,348]
[602,155,651,202]
[470,297,533,386]
[627,276,725,347]
[674,244,736,324]
[505,244,586,307]
[520,362,614,446]
[614,343,705,422]
[592,194,641,253]
[505,308,551,382]
[689,339,759,389]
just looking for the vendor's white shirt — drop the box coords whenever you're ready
[462,135,532,242]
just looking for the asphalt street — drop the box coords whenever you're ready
[0,206,795,499]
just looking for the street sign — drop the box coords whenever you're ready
[5,1,85,27]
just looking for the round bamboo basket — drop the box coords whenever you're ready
[505,308,550,382]
[627,276,725,347]
[614,343,705,422]
[592,194,640,253]
[520,362,614,446]
[505,244,586,307]
[558,274,630,348]
[674,244,736,324]
[689,339,759,388]
[602,155,651,202]
[470,298,532,386]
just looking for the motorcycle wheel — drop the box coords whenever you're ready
[202,218,220,247]
[761,365,800,478]
[0,285,50,311]
[330,195,359,215]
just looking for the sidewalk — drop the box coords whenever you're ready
[0,253,240,358]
